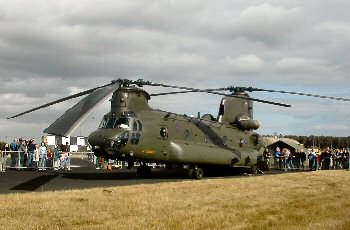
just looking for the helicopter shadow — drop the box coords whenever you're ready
[6,167,257,193]
[10,174,59,191]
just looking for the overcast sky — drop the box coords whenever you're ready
[1,0,350,142]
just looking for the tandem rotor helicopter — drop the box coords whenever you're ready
[8,79,350,179]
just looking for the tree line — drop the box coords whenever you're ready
[279,135,350,149]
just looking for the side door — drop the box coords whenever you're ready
[158,125,170,160]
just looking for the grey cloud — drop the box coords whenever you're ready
[0,1,350,139]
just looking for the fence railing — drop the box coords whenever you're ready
[1,151,349,171]
[0,151,95,170]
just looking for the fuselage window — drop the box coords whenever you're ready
[184,130,190,141]
[131,133,141,145]
[160,127,168,139]
[137,120,143,131]
[133,121,138,131]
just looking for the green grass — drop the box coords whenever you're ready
[0,170,349,230]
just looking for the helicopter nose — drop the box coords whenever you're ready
[87,130,100,145]
[88,130,113,148]
[88,129,127,149]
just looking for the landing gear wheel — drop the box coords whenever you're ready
[250,166,258,175]
[137,165,151,178]
[188,168,194,178]
[193,168,203,180]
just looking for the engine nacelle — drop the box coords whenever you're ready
[234,113,260,130]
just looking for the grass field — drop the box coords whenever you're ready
[0,170,349,230]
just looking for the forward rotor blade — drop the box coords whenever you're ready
[150,89,225,97]
[7,82,117,119]
[44,82,121,137]
[145,82,291,107]
[240,87,350,102]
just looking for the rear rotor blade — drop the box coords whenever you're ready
[248,87,350,102]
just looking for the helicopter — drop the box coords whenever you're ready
[7,79,350,179]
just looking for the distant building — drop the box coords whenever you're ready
[261,137,308,154]
[42,135,89,152]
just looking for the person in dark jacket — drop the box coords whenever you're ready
[10,139,19,167]
[308,150,316,171]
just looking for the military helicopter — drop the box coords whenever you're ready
[7,79,350,179]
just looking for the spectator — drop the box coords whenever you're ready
[0,150,3,172]
[300,150,306,170]
[285,148,294,170]
[19,139,27,168]
[38,142,47,171]
[263,148,271,168]
[53,145,61,170]
[27,139,36,167]
[308,150,316,171]
[343,149,349,170]
[335,150,342,169]
[33,144,39,169]
[330,150,335,170]
[1,144,10,172]
[275,147,283,169]
[10,139,19,167]
[315,153,321,170]
[47,147,53,168]
[62,142,71,170]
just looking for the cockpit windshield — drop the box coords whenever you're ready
[99,111,135,129]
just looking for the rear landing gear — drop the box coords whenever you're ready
[188,166,203,180]
[250,166,263,175]
[250,166,258,175]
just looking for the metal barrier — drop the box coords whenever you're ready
[0,151,96,171]
[2,150,347,171]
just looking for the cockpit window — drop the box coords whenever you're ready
[106,117,117,128]
[114,117,129,128]
[99,117,108,129]
[99,114,130,129]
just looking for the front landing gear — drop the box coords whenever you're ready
[188,166,204,180]
[137,164,151,178]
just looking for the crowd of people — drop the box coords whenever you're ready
[264,147,350,171]
[307,148,349,171]
[0,138,72,172]
[1,138,350,173]
[264,147,307,170]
